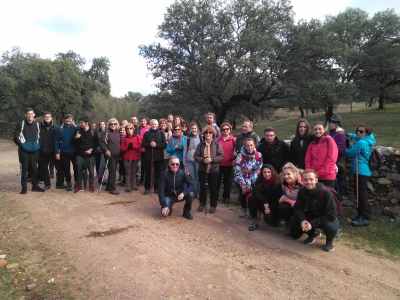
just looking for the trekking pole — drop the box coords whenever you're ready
[150,140,154,195]
[130,159,133,193]
[355,155,359,208]
[98,157,109,195]
[83,154,88,193]
[205,168,209,215]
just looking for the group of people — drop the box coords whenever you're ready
[14,108,377,252]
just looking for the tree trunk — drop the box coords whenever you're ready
[378,93,384,109]
[299,106,304,118]
[368,96,373,107]
[325,106,334,122]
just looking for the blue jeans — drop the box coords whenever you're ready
[186,161,199,191]
[162,192,194,215]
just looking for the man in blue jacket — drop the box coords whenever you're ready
[158,156,195,220]
[54,114,78,191]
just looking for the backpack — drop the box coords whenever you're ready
[301,186,343,216]
[367,148,383,171]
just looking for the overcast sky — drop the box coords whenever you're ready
[1,0,399,97]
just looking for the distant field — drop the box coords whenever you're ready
[233,103,400,148]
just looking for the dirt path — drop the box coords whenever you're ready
[1,138,400,299]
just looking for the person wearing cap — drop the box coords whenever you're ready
[54,114,78,191]
[327,114,347,187]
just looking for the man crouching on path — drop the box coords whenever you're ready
[158,156,195,220]
[290,169,340,252]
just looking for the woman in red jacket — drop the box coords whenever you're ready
[216,123,236,203]
[305,121,338,188]
[120,123,142,192]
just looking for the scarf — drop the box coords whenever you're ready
[169,131,183,147]
[265,139,276,149]
[204,140,211,173]
[262,176,275,187]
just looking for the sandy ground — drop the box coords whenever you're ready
[1,138,400,300]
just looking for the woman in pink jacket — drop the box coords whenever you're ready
[216,123,237,203]
[305,121,338,188]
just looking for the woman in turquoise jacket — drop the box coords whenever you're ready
[345,123,376,227]
[166,124,187,169]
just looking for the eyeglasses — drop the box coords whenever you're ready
[356,130,365,134]
[110,123,118,125]
[174,128,181,131]
[126,128,133,130]
[204,132,212,135]
[170,163,180,166]
[329,120,338,124]
[222,128,230,131]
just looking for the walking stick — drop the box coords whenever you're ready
[98,157,109,195]
[130,159,132,193]
[205,169,208,215]
[355,155,359,208]
[150,140,154,195]
[83,154,88,192]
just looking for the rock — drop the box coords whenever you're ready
[26,283,37,291]
[379,146,396,156]
[47,278,54,284]
[6,263,18,270]
[371,170,380,178]
[342,200,356,207]
[367,182,375,192]
[0,254,5,259]
[376,196,389,201]
[386,172,400,182]
[370,203,383,215]
[0,259,7,268]
[387,188,400,199]
[390,199,398,204]
[377,178,392,185]
[384,206,400,214]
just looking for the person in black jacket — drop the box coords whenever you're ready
[257,127,289,173]
[158,156,195,220]
[142,119,167,195]
[13,107,45,194]
[289,119,313,170]
[247,164,282,231]
[291,170,340,252]
[39,112,56,190]
[74,117,99,193]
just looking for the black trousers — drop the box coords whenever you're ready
[19,149,40,190]
[39,154,54,186]
[59,152,77,184]
[248,195,279,224]
[198,170,219,207]
[217,166,233,200]
[105,154,119,192]
[290,216,340,243]
[354,173,371,220]
[144,160,162,190]
[278,202,293,222]
[119,160,126,183]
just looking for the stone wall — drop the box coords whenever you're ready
[340,146,400,220]
[0,120,16,138]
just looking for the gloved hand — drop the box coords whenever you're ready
[128,143,133,150]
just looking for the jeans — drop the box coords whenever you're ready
[76,155,95,187]
[186,161,199,191]
[162,192,194,215]
[198,170,219,207]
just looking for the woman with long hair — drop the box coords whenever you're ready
[289,119,313,169]
[345,123,376,227]
[183,122,202,198]
[216,123,236,203]
[234,138,263,218]
[247,164,282,231]
[194,125,224,213]
[305,122,338,188]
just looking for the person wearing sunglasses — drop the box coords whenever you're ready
[120,123,141,192]
[345,124,376,227]
[194,125,224,213]
[158,156,195,220]
[183,122,202,198]
[215,123,236,203]
[166,125,187,168]
[99,118,121,195]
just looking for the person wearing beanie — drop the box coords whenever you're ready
[39,111,56,191]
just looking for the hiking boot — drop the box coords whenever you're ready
[125,188,131,192]
[239,208,246,218]
[248,219,259,231]
[223,198,230,204]
[32,185,45,192]
[144,190,150,195]
[89,185,94,193]
[56,185,67,189]
[335,228,343,237]
[324,240,335,252]
[74,186,83,193]
[132,186,138,191]
[66,182,72,191]
[20,189,27,195]
[197,204,205,212]
[120,183,127,187]
[118,175,123,181]
[283,221,291,236]
[183,211,193,220]
[351,216,370,227]
[209,206,216,213]
[303,230,322,245]
[43,185,51,191]
[109,190,120,195]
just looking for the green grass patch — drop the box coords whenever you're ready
[340,210,400,260]
[234,103,400,148]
